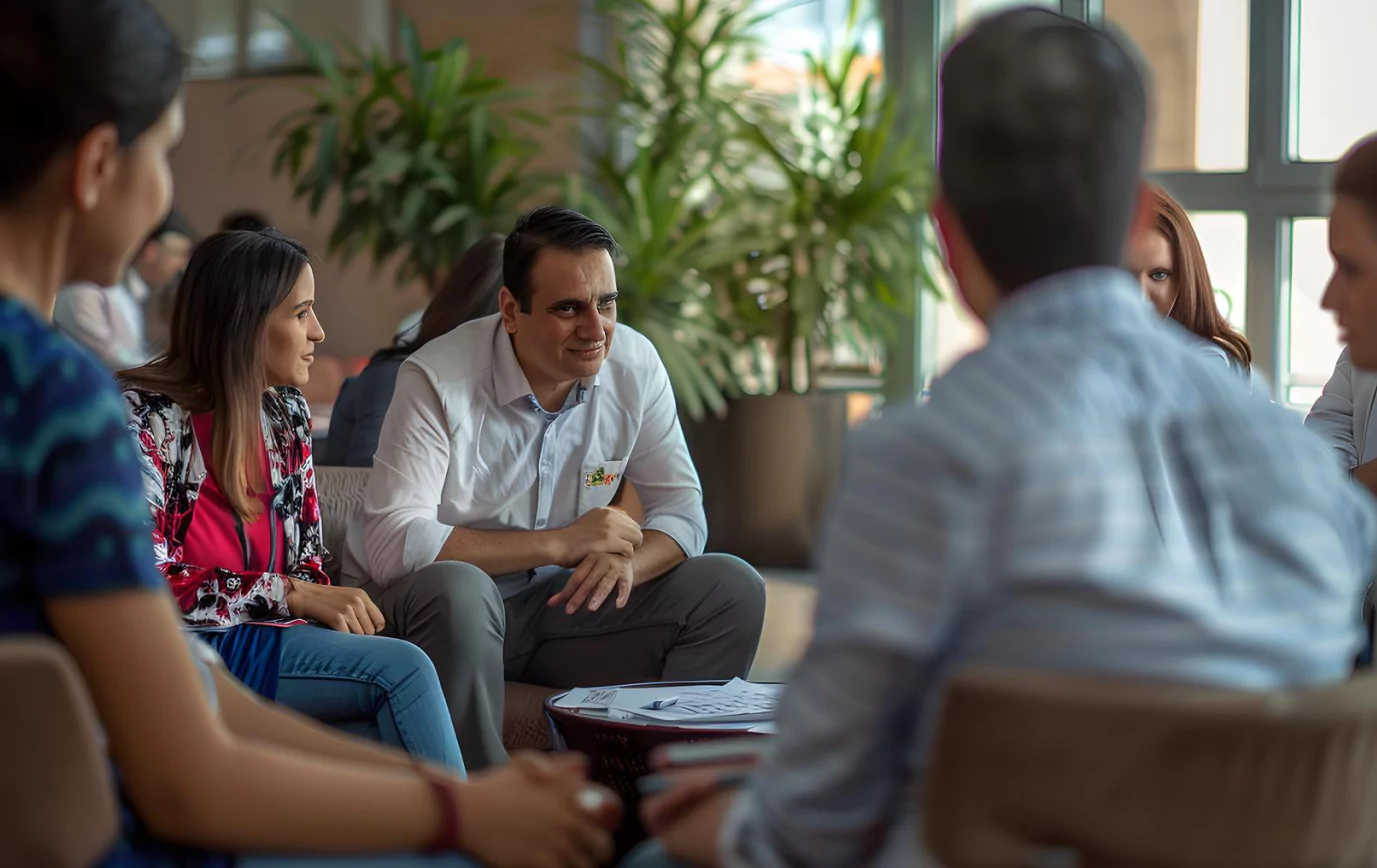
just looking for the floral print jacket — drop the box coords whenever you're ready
[123,386,330,628]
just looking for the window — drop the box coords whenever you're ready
[149,0,390,79]
[1105,0,1249,172]
[1284,218,1340,407]
[1188,211,1248,332]
[1290,0,1377,162]
[948,0,1057,32]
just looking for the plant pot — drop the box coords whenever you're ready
[683,392,848,569]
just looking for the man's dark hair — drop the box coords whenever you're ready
[147,209,197,246]
[0,0,183,204]
[938,8,1148,292]
[220,209,272,233]
[503,206,619,312]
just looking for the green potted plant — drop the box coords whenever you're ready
[261,12,543,293]
[566,0,778,422]
[691,0,937,566]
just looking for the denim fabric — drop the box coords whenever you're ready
[274,625,465,772]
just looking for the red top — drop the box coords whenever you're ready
[182,413,286,574]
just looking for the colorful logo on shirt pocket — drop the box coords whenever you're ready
[585,466,619,488]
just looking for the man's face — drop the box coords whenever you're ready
[1321,197,1377,370]
[501,247,618,389]
[137,230,193,291]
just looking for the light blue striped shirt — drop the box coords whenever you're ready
[723,268,1377,868]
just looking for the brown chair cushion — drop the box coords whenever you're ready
[0,635,118,868]
[926,666,1377,868]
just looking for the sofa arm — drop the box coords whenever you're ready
[0,635,118,868]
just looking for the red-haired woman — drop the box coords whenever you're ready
[1128,184,1252,372]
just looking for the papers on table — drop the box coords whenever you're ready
[554,679,782,727]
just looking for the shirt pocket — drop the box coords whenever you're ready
[578,458,629,514]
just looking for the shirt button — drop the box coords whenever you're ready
[536,519,547,529]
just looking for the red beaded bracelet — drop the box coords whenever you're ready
[415,763,462,853]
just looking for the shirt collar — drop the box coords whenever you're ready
[490,320,598,414]
[987,267,1155,340]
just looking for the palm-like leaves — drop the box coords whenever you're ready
[264,13,542,292]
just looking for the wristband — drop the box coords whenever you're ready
[415,763,461,853]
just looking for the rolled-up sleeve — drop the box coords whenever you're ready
[1305,348,1359,470]
[627,360,707,558]
[360,361,454,586]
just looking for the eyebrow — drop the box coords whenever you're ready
[294,300,314,311]
[548,292,618,309]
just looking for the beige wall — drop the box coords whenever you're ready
[1105,0,1200,171]
[169,0,585,357]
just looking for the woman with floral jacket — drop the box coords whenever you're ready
[121,229,463,768]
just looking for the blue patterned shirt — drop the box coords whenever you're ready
[723,268,1377,868]
[0,294,226,867]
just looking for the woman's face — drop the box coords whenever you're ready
[69,98,185,288]
[262,264,325,388]
[1128,228,1178,317]
[1321,197,1377,370]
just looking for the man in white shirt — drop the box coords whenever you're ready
[52,210,193,367]
[346,206,766,770]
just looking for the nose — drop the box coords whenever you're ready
[309,310,326,344]
[575,310,604,342]
[1320,277,1339,313]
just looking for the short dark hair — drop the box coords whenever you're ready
[938,8,1148,291]
[503,206,619,312]
[220,209,273,233]
[1336,135,1377,221]
[148,209,197,246]
[0,0,183,204]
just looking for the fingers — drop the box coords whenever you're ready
[342,606,366,635]
[615,572,633,609]
[361,592,385,633]
[567,561,614,614]
[585,567,622,613]
[640,775,719,833]
[549,558,596,609]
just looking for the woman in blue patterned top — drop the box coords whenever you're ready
[0,2,617,866]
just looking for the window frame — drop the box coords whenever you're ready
[883,0,1345,406]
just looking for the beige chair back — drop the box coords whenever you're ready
[925,666,1377,868]
[314,465,370,581]
[0,635,118,868]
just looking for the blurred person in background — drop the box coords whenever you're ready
[221,208,272,233]
[324,234,507,469]
[1128,184,1252,373]
[0,2,616,865]
[1306,133,1377,497]
[53,208,194,366]
[120,229,464,770]
[630,9,1376,868]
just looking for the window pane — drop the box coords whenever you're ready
[1187,211,1248,333]
[950,0,1056,32]
[1285,217,1341,408]
[1106,0,1249,172]
[750,0,882,95]
[146,0,238,79]
[1291,0,1377,162]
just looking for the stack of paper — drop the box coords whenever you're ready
[555,679,782,726]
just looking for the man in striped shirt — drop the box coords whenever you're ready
[635,8,1377,867]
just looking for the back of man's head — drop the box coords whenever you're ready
[938,8,1148,292]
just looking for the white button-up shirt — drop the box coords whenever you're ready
[347,314,707,589]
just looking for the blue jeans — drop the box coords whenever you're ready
[274,625,464,772]
[618,842,684,867]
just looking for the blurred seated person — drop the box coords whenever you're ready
[120,229,463,768]
[52,208,193,367]
[324,234,505,469]
[632,11,1377,868]
[1308,134,1377,496]
[1128,184,1252,373]
[221,208,272,233]
[346,206,766,772]
[0,2,616,865]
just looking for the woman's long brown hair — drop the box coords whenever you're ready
[1150,184,1253,369]
[1336,135,1377,219]
[120,230,311,522]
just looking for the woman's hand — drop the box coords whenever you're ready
[455,752,619,868]
[285,579,385,635]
